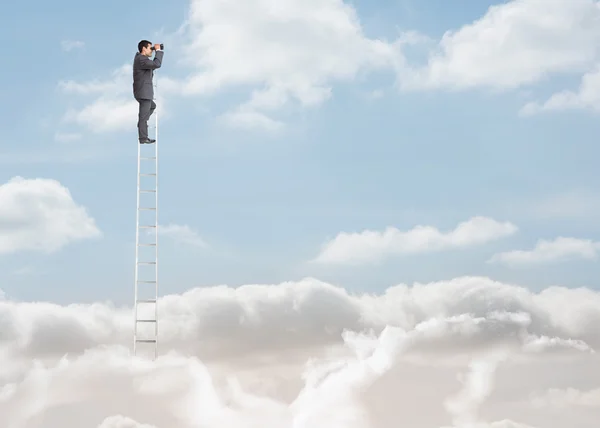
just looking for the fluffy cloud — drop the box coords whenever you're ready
[57,62,172,135]
[0,276,599,427]
[170,0,404,129]
[62,97,139,133]
[489,237,600,267]
[0,176,101,254]
[394,0,600,118]
[399,0,600,91]
[312,216,517,265]
[58,0,405,133]
[56,0,600,134]
[176,0,600,119]
[520,65,600,115]
[58,64,144,133]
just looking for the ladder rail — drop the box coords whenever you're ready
[133,125,142,355]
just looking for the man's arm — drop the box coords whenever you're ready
[139,50,164,70]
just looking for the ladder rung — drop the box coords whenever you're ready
[136,319,157,323]
[139,207,156,210]
[140,190,156,193]
[139,225,156,228]
[140,157,156,160]
[137,299,156,303]
[140,173,156,176]
[135,339,157,343]
[138,243,156,246]
[137,280,156,283]
[138,261,156,265]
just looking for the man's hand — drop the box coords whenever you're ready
[154,43,161,51]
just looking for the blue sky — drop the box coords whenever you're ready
[3,0,600,305]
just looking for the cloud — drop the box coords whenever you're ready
[398,0,600,92]
[393,0,600,118]
[54,0,407,133]
[218,109,285,133]
[0,176,101,254]
[442,351,510,427]
[4,275,600,362]
[489,237,600,267]
[0,276,598,427]
[520,64,600,115]
[312,216,517,265]
[157,223,208,247]
[58,64,144,133]
[58,64,130,95]
[58,63,170,135]
[55,0,600,132]
[154,0,406,128]
[62,97,139,133]
[98,416,158,428]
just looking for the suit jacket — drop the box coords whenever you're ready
[132,50,164,100]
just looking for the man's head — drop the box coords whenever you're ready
[138,40,153,57]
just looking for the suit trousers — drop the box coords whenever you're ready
[137,98,156,140]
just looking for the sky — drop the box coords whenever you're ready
[1,0,600,427]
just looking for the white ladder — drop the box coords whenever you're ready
[133,78,159,360]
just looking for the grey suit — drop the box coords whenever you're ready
[132,50,164,140]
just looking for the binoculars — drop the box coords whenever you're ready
[151,44,164,50]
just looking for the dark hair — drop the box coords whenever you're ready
[138,40,151,52]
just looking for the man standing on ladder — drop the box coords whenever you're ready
[133,40,164,144]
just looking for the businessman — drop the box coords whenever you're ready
[133,40,164,144]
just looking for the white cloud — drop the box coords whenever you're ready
[58,63,169,134]
[58,64,131,96]
[58,64,142,133]
[98,416,158,428]
[55,0,407,133]
[398,0,600,91]
[442,351,509,427]
[0,276,598,427]
[154,0,406,128]
[62,97,139,133]
[158,223,207,247]
[180,0,401,91]
[520,65,600,115]
[218,109,285,133]
[55,0,600,130]
[489,237,600,267]
[393,0,600,118]
[312,216,517,265]
[0,177,101,255]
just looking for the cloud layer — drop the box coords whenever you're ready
[1,276,599,427]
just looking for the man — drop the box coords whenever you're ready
[133,40,164,144]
